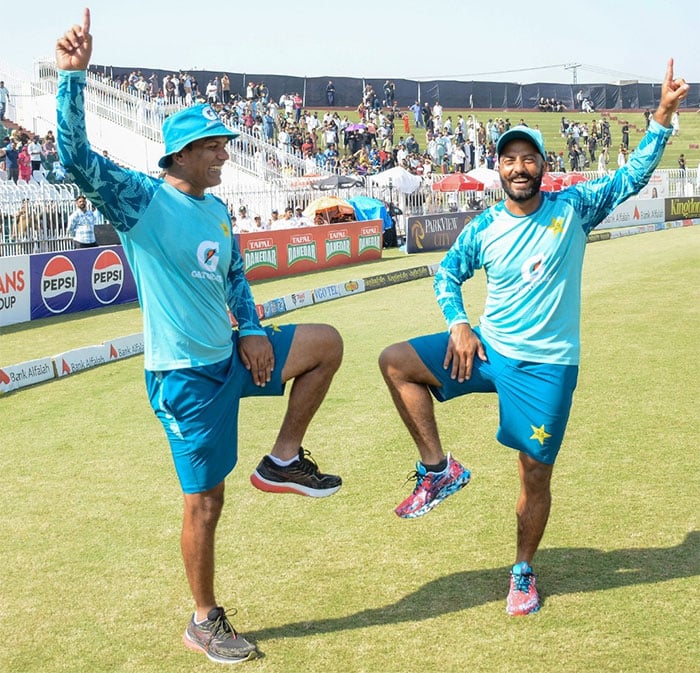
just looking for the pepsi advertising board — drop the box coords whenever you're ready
[29,247,137,321]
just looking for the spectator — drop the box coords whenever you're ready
[18,144,32,181]
[409,100,422,128]
[267,209,280,228]
[271,206,297,230]
[678,153,686,173]
[252,214,268,231]
[621,121,630,149]
[67,194,98,248]
[0,81,10,121]
[597,147,609,176]
[3,138,19,182]
[326,80,336,106]
[237,206,256,232]
[28,135,44,174]
[295,207,311,227]
[671,110,680,136]
[383,80,395,106]
[221,74,230,103]
[617,144,628,168]
[205,79,218,104]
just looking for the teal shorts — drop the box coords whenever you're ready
[409,328,579,465]
[145,325,296,494]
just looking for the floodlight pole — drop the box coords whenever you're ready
[564,63,582,85]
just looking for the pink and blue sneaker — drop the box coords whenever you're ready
[395,453,471,519]
[506,561,541,615]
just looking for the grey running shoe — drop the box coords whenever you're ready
[250,447,342,497]
[183,606,257,664]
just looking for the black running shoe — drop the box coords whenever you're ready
[250,447,342,497]
[183,606,257,664]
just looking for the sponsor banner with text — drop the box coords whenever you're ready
[105,333,145,361]
[0,255,31,327]
[28,246,137,322]
[405,212,479,253]
[665,196,700,222]
[54,344,110,378]
[240,220,382,281]
[0,356,55,394]
[598,198,666,230]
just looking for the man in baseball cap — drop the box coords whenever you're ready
[381,58,688,620]
[158,103,239,169]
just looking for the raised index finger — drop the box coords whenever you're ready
[664,58,674,85]
[83,7,91,35]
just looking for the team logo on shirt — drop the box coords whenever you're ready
[197,240,220,271]
[191,240,223,283]
[548,217,565,235]
[521,253,546,285]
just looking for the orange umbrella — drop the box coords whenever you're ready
[302,195,355,218]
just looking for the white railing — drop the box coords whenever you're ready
[0,179,82,255]
[31,61,332,183]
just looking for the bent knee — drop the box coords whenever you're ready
[320,324,344,366]
[378,341,420,378]
[300,323,343,367]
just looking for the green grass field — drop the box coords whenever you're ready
[1,227,699,673]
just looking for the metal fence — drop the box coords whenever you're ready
[0,180,82,256]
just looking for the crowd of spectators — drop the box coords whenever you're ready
[537,97,568,113]
[1,127,65,184]
[87,68,516,180]
[86,66,645,189]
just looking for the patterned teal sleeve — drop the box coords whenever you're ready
[225,233,265,336]
[56,70,160,231]
[433,210,491,329]
[567,119,672,233]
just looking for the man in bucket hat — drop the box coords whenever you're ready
[56,9,343,665]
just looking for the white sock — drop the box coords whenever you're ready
[268,454,299,467]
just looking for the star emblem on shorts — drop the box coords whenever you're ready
[548,217,564,235]
[530,424,552,446]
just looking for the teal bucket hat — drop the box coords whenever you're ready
[158,104,240,168]
[496,125,546,160]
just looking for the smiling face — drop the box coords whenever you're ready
[166,135,230,196]
[498,139,545,213]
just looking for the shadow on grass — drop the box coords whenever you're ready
[247,531,699,640]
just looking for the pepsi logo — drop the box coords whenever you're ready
[92,249,124,304]
[41,255,77,314]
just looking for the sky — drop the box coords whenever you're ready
[2,0,699,85]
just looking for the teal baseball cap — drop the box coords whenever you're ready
[158,104,240,168]
[496,125,546,160]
